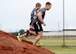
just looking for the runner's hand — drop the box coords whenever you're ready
[43,22,46,26]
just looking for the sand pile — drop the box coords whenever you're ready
[0,30,55,54]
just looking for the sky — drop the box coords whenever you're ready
[0,0,76,32]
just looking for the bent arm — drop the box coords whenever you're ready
[37,12,44,24]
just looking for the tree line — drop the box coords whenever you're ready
[10,29,25,36]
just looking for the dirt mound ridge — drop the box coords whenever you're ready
[0,30,55,54]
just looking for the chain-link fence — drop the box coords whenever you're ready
[27,31,76,47]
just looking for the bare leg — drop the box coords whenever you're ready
[33,31,42,46]
[20,30,38,38]
[21,33,28,37]
[29,30,38,36]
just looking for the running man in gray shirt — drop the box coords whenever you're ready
[29,3,41,32]
[17,3,41,41]
[31,3,41,23]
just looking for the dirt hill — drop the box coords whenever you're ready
[0,30,55,54]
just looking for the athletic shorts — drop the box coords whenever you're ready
[29,21,43,34]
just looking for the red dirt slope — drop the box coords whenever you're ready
[0,30,55,54]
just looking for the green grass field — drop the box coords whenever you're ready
[27,37,76,54]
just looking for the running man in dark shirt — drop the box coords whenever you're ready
[17,2,52,46]
[33,2,52,45]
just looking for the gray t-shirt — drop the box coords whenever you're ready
[31,8,39,22]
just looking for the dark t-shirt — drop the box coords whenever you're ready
[37,8,46,23]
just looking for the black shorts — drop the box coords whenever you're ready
[30,21,43,34]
